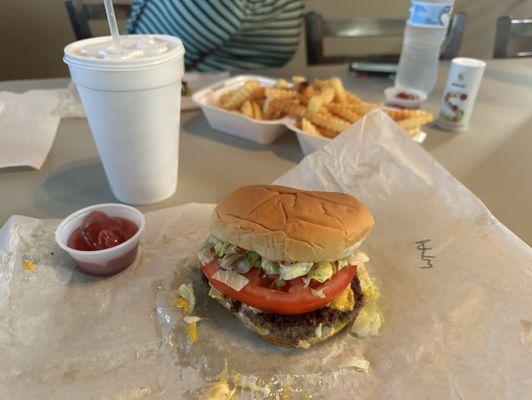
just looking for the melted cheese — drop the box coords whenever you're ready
[175,294,198,344]
[23,259,36,271]
[202,379,234,400]
[174,297,190,314]
[187,321,198,344]
[328,285,355,312]
[200,361,236,400]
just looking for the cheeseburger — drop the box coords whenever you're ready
[197,185,375,348]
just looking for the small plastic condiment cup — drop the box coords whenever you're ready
[384,86,427,109]
[55,203,145,276]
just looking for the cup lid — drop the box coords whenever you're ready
[64,34,185,71]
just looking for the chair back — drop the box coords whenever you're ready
[305,12,468,65]
[493,16,532,58]
[65,0,131,40]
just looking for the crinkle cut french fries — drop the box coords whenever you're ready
[218,76,434,138]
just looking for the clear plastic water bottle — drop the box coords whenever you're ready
[395,0,456,94]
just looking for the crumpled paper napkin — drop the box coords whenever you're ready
[0,90,66,170]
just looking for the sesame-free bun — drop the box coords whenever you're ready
[210,185,374,262]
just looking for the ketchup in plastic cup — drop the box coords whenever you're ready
[55,204,145,276]
[396,91,420,101]
[68,211,138,251]
[384,86,427,109]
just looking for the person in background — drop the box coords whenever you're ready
[126,0,305,71]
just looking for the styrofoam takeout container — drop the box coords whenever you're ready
[193,74,427,154]
[55,203,145,276]
[281,116,329,155]
[285,116,427,155]
[192,75,290,145]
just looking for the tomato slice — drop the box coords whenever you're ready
[201,260,356,314]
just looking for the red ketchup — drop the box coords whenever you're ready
[68,211,138,251]
[396,91,420,101]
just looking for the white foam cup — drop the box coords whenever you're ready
[64,35,185,204]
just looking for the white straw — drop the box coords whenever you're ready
[103,0,122,55]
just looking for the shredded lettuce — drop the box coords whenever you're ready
[178,283,196,314]
[208,286,226,302]
[351,303,383,337]
[315,323,323,339]
[214,241,227,257]
[210,234,239,258]
[212,269,250,291]
[274,277,286,288]
[197,248,214,266]
[308,261,334,283]
[322,325,334,337]
[202,237,372,287]
[249,320,271,336]
[337,258,349,270]
[227,244,239,254]
[348,251,370,266]
[234,252,261,273]
[203,234,220,249]
[260,259,279,275]
[342,356,370,372]
[246,252,261,267]
[311,287,326,299]
[242,304,261,314]
[184,315,202,324]
[279,261,313,280]
[206,234,220,245]
[234,257,252,274]
[358,264,380,301]
[219,253,244,269]
[351,264,383,337]
[215,243,239,258]
[337,251,369,270]
[204,235,224,256]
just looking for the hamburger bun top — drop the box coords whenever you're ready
[210,185,374,262]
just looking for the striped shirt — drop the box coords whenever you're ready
[126,0,305,71]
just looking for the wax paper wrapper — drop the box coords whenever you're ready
[1,110,531,399]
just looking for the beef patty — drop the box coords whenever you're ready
[202,272,364,344]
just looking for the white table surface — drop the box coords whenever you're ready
[1,61,531,245]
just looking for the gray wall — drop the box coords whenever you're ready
[1,0,531,81]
